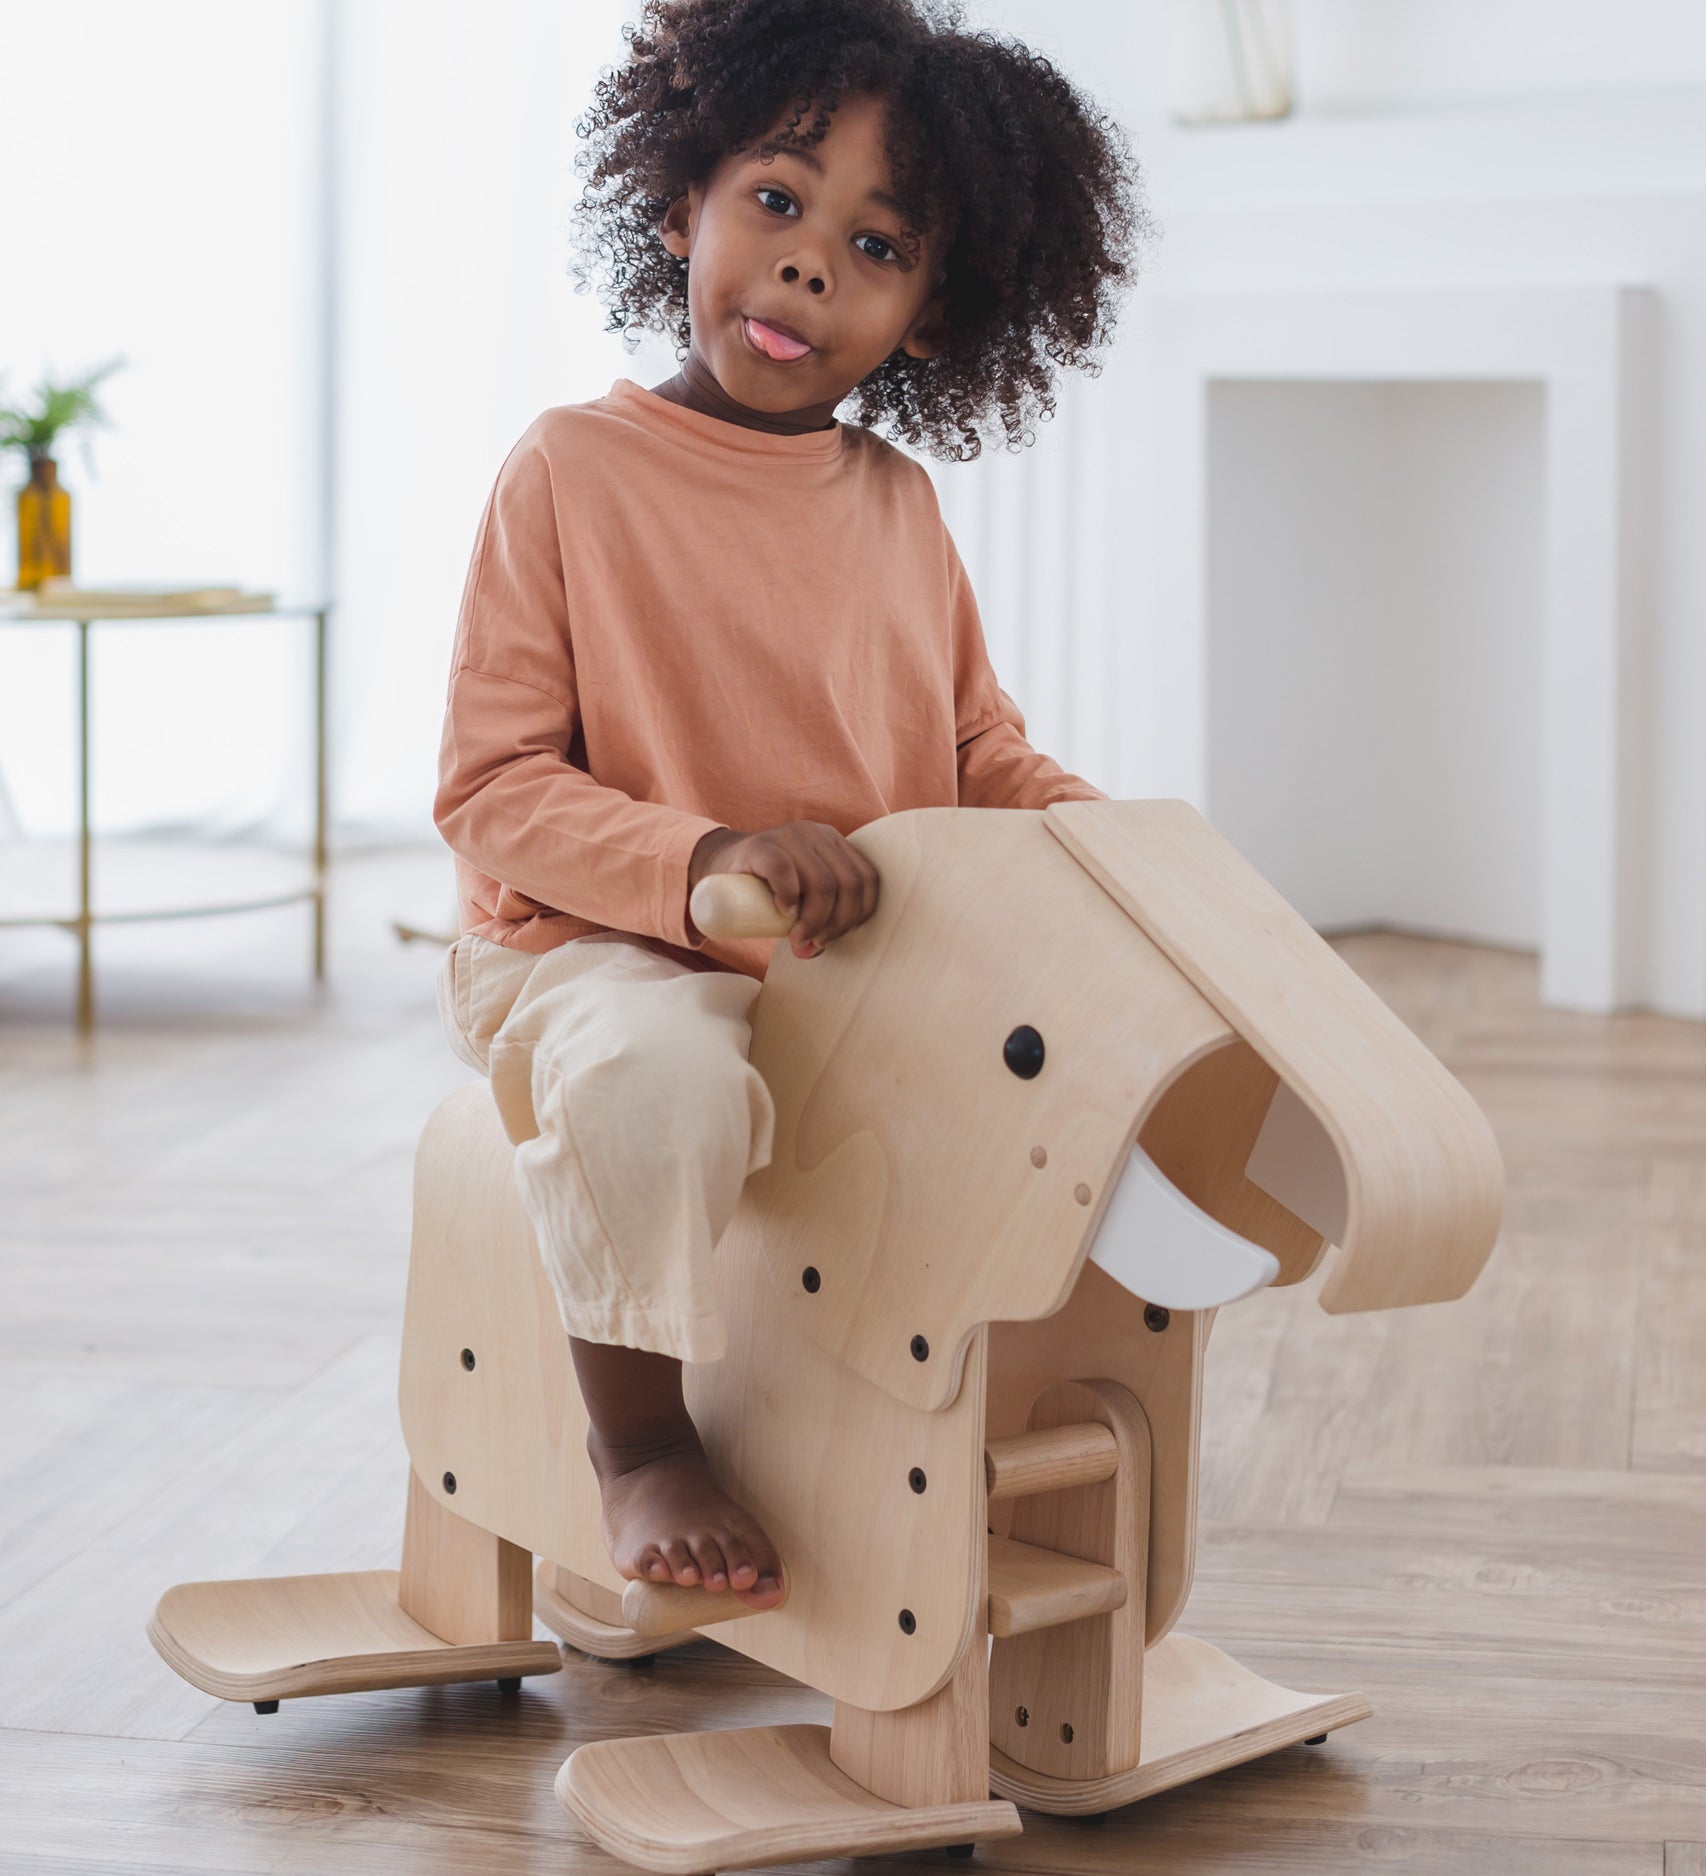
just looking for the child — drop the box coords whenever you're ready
[433,0,1145,1615]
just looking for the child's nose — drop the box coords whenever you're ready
[776,260,825,296]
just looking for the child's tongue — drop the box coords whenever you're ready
[748,317,811,361]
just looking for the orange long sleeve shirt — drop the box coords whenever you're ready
[433,376,1108,983]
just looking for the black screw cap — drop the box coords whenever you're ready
[442,1471,457,1494]
[1003,1025,1045,1079]
[460,1347,476,1371]
[910,1334,930,1362]
[1144,1304,1170,1334]
[898,1608,917,1634]
[908,1467,927,1494]
[801,1266,821,1293]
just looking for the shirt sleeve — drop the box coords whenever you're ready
[432,422,729,950]
[946,522,1110,810]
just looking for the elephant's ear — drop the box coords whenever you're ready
[1045,799,1504,1312]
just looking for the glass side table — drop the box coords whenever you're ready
[0,596,329,1034]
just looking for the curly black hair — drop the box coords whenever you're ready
[567,0,1153,461]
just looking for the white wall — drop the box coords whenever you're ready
[8,0,1706,1012]
[941,0,1706,1016]
[986,0,1706,125]
[1294,0,1706,110]
[1206,380,1544,949]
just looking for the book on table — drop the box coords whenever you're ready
[10,581,278,617]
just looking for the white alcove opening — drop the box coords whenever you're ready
[1204,378,1546,953]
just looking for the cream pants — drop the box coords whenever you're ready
[434,931,776,1364]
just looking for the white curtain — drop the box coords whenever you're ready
[331,0,672,843]
[0,0,667,851]
[0,0,325,843]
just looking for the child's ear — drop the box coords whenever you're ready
[899,287,950,361]
[658,185,701,263]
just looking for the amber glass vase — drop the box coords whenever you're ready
[17,454,72,590]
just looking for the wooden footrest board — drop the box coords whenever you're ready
[989,1632,1371,1815]
[149,1569,563,1702]
[557,1723,1023,1874]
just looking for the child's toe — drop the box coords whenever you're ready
[749,1533,784,1590]
[736,1571,785,1609]
[686,1533,731,1592]
[717,1531,757,1587]
[658,1538,700,1586]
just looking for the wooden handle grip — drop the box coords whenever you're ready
[620,1571,789,1637]
[688,872,796,940]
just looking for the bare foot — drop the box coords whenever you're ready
[588,1425,785,1609]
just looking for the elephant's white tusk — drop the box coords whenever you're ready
[1088,1140,1281,1311]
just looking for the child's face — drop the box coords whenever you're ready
[660,91,947,413]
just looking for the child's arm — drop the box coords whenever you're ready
[433,426,729,950]
[945,527,1109,810]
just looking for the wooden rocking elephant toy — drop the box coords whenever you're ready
[149,798,1503,1872]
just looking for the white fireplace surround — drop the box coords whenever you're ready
[1139,285,1655,1015]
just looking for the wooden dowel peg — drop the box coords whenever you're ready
[985,1423,1121,1503]
[620,1570,790,1637]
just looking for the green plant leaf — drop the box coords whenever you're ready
[1,355,127,470]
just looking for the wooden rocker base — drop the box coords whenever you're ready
[989,1632,1371,1816]
[557,1723,1023,1875]
[533,1558,698,1662]
[148,1569,563,1704]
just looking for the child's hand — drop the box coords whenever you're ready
[689,822,880,959]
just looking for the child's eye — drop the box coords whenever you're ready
[857,234,898,264]
[756,187,796,216]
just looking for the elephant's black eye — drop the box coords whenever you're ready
[1003,1025,1045,1079]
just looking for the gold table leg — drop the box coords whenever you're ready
[312,607,328,980]
[75,617,94,1037]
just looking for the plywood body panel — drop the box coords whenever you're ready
[398,1082,607,1587]
[829,1535,994,1808]
[743,809,1235,1412]
[399,1082,990,1712]
[1046,799,1504,1311]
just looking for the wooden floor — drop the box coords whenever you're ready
[3,843,1705,1873]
